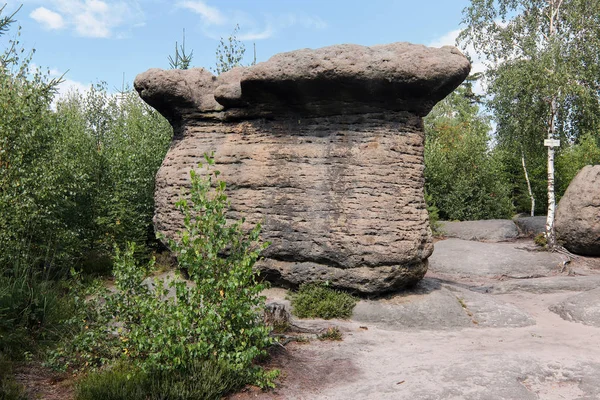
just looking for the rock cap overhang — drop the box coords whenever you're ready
[134,42,471,122]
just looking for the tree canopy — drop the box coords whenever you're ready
[458,0,600,244]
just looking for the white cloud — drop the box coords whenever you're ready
[56,77,91,98]
[30,7,65,30]
[429,28,461,48]
[237,26,274,41]
[178,0,226,25]
[178,1,327,41]
[279,13,327,30]
[28,0,144,38]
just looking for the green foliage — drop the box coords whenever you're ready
[53,84,172,262]
[0,353,26,400]
[213,24,251,75]
[52,155,274,389]
[0,7,65,276]
[76,359,245,400]
[289,283,357,320]
[0,5,76,362]
[534,233,547,248]
[556,133,600,200]
[168,29,193,69]
[0,267,74,359]
[1,5,171,278]
[424,191,442,236]
[0,5,170,379]
[424,84,514,221]
[459,0,600,215]
[318,326,343,341]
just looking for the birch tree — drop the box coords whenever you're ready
[459,0,600,248]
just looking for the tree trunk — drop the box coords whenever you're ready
[545,0,562,249]
[546,98,557,248]
[521,151,535,217]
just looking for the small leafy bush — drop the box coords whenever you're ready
[318,326,343,341]
[51,154,275,392]
[425,191,443,236]
[534,233,547,247]
[289,283,357,320]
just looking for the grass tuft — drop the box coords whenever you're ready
[76,359,247,400]
[289,283,357,320]
[319,326,343,341]
[0,354,27,400]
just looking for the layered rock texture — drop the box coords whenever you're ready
[135,42,470,294]
[556,165,600,256]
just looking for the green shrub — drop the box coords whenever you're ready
[52,154,275,389]
[0,264,74,359]
[76,359,245,400]
[424,85,514,221]
[318,326,343,341]
[425,191,442,236]
[75,363,147,400]
[52,84,173,265]
[289,283,357,320]
[534,233,547,248]
[0,353,26,400]
[1,5,171,282]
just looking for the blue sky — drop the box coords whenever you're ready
[1,0,474,96]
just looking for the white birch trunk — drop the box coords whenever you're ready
[546,140,556,247]
[545,95,558,248]
[545,0,561,249]
[521,152,535,217]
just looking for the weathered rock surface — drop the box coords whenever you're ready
[439,219,519,242]
[135,42,470,294]
[513,216,547,237]
[352,278,534,330]
[550,287,600,327]
[429,239,562,278]
[491,274,600,294]
[555,165,600,256]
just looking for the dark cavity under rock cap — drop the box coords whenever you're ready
[135,42,470,294]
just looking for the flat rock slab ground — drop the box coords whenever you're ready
[428,238,563,278]
[439,219,520,242]
[231,235,600,400]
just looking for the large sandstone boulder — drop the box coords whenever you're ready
[555,165,600,256]
[135,42,470,294]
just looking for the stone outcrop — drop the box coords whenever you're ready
[135,42,470,294]
[439,220,519,242]
[555,165,600,256]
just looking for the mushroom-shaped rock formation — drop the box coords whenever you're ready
[135,42,470,294]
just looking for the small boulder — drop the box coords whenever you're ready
[513,216,547,237]
[555,165,600,256]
